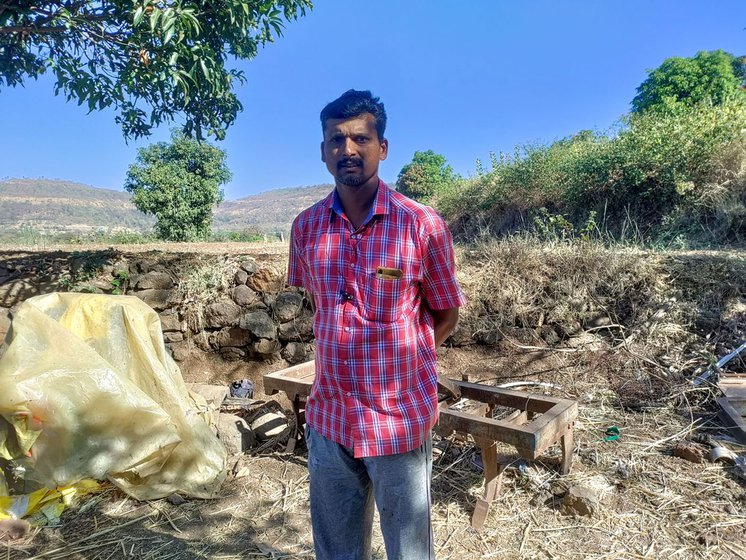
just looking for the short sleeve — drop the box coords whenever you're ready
[287,217,308,289]
[421,216,466,310]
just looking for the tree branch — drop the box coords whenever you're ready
[0,25,67,34]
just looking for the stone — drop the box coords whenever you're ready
[88,278,116,292]
[247,267,282,293]
[135,271,174,290]
[216,413,255,455]
[0,279,38,301]
[194,331,211,352]
[252,338,281,355]
[221,347,247,361]
[112,260,130,278]
[168,342,190,362]
[75,284,104,294]
[674,440,709,463]
[215,327,251,348]
[232,284,259,307]
[135,289,172,311]
[586,315,613,329]
[559,485,601,517]
[166,494,187,506]
[281,342,309,364]
[234,269,249,286]
[0,519,31,541]
[187,383,229,408]
[251,412,289,441]
[539,325,561,345]
[240,310,276,339]
[163,332,184,343]
[272,292,304,322]
[131,260,153,274]
[559,476,613,517]
[447,323,474,347]
[159,313,183,332]
[205,300,242,328]
[474,328,500,346]
[240,259,260,275]
[278,311,314,342]
[566,331,602,350]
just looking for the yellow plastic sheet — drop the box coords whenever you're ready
[0,293,226,501]
[0,480,100,525]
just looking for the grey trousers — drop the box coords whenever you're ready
[305,425,435,560]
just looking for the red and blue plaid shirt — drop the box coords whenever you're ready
[288,181,466,457]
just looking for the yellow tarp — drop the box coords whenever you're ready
[0,480,101,525]
[0,293,226,502]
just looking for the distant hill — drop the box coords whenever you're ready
[0,178,155,232]
[215,184,332,233]
[0,178,333,235]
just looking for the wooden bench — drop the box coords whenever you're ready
[263,361,577,529]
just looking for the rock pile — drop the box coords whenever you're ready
[0,252,315,366]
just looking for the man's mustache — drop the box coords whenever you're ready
[338,157,363,170]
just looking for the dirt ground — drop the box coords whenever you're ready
[4,344,745,560]
[2,242,745,559]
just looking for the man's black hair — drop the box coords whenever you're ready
[320,89,387,140]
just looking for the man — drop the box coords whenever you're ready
[288,89,465,560]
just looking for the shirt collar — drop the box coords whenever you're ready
[326,179,391,225]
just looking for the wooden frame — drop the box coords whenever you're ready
[263,363,578,529]
[717,373,746,445]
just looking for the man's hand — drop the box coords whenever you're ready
[431,307,459,348]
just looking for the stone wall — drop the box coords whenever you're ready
[0,249,315,367]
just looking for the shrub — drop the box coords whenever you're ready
[437,99,746,245]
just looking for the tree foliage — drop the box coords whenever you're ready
[632,50,746,114]
[437,99,746,245]
[124,130,231,241]
[0,0,311,139]
[396,150,457,203]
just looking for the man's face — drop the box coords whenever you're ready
[321,113,388,188]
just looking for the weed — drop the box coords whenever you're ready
[110,270,129,295]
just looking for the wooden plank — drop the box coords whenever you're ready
[717,397,746,444]
[263,362,315,396]
[524,400,578,456]
[560,430,574,475]
[263,366,577,461]
[438,408,537,450]
[471,436,504,530]
[454,380,562,413]
[266,361,315,380]
[727,399,746,416]
[263,374,313,398]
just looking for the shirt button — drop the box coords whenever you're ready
[346,392,352,397]
[344,327,350,332]
[343,360,348,365]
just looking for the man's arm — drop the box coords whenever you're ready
[431,307,459,348]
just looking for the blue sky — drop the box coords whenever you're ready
[1,0,744,200]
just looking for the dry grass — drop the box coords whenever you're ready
[7,383,744,560]
[3,238,746,559]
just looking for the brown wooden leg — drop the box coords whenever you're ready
[560,428,574,475]
[472,437,504,530]
[285,395,305,453]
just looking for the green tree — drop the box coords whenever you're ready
[0,0,311,140]
[396,150,457,203]
[632,50,746,114]
[125,130,230,241]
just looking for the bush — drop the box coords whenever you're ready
[437,99,746,245]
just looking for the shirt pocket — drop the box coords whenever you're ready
[361,274,408,323]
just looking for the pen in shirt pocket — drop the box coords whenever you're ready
[375,266,403,280]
